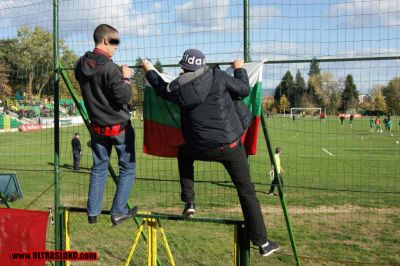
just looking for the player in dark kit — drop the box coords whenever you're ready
[349,114,354,128]
[340,114,345,126]
[71,133,81,171]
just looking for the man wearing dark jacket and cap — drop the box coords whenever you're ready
[143,49,280,257]
[75,24,137,226]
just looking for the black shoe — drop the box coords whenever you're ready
[183,202,195,217]
[111,206,138,226]
[88,216,97,224]
[259,240,280,257]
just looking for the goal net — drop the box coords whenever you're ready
[290,108,322,118]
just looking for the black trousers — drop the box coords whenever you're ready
[73,152,80,170]
[268,174,283,194]
[178,143,268,246]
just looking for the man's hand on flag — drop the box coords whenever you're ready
[142,59,154,72]
[232,59,244,69]
[121,64,132,79]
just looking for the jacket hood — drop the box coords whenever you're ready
[75,51,110,78]
[167,66,212,93]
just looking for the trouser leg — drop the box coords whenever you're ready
[221,145,268,246]
[178,145,196,203]
[87,135,112,216]
[111,125,136,215]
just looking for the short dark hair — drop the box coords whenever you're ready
[275,147,281,154]
[75,133,80,136]
[93,24,118,44]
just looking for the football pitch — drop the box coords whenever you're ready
[0,115,399,265]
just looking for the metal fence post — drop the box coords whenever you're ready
[243,0,250,63]
[53,0,62,263]
[235,224,250,266]
[260,111,302,265]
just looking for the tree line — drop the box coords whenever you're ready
[0,27,399,115]
[268,58,400,115]
[0,26,78,99]
[0,26,164,110]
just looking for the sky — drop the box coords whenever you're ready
[1,0,400,95]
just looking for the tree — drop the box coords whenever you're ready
[327,90,342,115]
[262,95,274,111]
[341,74,359,111]
[320,72,337,112]
[132,57,147,108]
[293,70,306,107]
[373,94,387,113]
[59,42,79,98]
[154,59,163,73]
[274,70,293,105]
[279,94,290,115]
[0,63,12,98]
[0,26,78,98]
[129,83,142,108]
[307,57,322,106]
[14,27,53,97]
[371,86,386,113]
[308,74,323,106]
[299,93,315,108]
[308,57,321,76]
[0,39,18,74]
[382,77,400,115]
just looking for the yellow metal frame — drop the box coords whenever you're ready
[65,210,71,266]
[125,215,175,266]
[63,210,175,266]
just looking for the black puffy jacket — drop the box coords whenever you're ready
[146,67,250,150]
[74,50,132,126]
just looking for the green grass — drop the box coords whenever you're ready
[0,116,399,265]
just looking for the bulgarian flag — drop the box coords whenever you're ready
[143,61,264,157]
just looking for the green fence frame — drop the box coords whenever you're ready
[58,61,257,266]
[50,0,314,265]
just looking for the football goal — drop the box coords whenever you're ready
[290,108,322,118]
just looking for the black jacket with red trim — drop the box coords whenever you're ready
[74,50,132,127]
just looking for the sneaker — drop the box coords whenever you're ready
[266,192,274,196]
[259,240,280,257]
[111,206,139,226]
[88,216,97,224]
[183,202,195,217]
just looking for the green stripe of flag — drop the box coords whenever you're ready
[242,81,262,116]
[143,86,181,128]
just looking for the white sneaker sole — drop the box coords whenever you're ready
[183,209,195,217]
[262,246,280,257]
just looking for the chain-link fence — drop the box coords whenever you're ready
[1,0,399,265]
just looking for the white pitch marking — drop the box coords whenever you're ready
[322,148,335,156]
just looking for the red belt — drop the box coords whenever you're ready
[218,139,240,150]
[90,122,125,136]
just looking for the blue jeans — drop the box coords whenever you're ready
[87,124,136,216]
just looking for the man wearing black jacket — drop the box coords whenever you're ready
[71,133,81,171]
[143,49,279,257]
[74,24,137,226]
